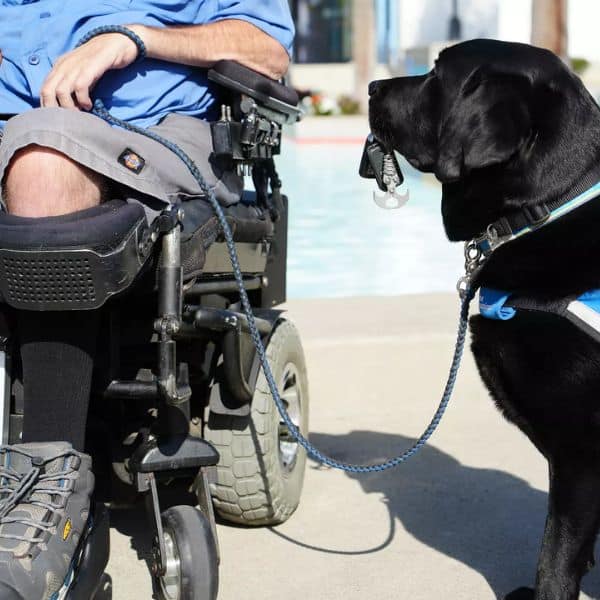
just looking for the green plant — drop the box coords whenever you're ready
[337,94,361,115]
[570,57,590,75]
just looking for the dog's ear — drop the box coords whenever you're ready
[435,72,532,182]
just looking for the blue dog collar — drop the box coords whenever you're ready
[460,181,600,299]
[476,181,600,257]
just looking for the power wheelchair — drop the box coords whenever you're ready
[0,61,308,600]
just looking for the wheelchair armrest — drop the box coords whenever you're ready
[0,200,151,310]
[208,60,302,125]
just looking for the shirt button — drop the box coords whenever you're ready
[28,54,40,66]
[40,12,51,18]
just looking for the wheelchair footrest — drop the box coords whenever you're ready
[0,200,150,310]
[130,435,220,476]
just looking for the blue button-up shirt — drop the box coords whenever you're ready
[0,0,294,129]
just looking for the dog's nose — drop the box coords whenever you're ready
[368,80,381,96]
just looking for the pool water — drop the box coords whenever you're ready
[276,142,464,299]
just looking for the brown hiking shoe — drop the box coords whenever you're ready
[0,442,94,599]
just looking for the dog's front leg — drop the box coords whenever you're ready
[533,459,600,600]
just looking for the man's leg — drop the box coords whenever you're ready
[0,144,104,599]
[18,311,99,452]
[4,144,105,216]
[4,144,106,451]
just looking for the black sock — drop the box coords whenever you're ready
[18,310,99,452]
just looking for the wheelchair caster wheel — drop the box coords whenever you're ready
[153,505,219,600]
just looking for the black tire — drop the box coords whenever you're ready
[154,505,218,600]
[206,318,309,526]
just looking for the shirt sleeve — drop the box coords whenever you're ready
[206,0,295,56]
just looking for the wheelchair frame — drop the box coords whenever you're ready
[0,61,304,599]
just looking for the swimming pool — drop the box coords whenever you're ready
[276,141,464,299]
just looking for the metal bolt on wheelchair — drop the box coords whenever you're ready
[0,61,307,599]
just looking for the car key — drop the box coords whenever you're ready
[359,133,409,209]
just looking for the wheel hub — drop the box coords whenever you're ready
[158,529,181,600]
[278,363,302,474]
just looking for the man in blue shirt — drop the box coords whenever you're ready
[0,2,294,598]
[1,2,293,216]
[0,1,293,127]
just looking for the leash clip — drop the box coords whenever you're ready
[457,238,487,299]
[480,224,512,254]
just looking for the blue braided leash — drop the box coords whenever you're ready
[76,25,147,61]
[82,26,475,473]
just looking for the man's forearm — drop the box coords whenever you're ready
[130,20,290,80]
[39,17,292,109]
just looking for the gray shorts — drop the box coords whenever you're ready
[0,108,243,222]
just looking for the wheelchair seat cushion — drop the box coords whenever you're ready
[182,192,273,241]
[0,200,146,253]
[180,192,274,279]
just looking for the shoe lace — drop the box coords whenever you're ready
[0,450,78,545]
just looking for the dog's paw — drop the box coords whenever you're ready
[504,587,534,600]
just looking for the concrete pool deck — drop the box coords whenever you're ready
[106,293,600,599]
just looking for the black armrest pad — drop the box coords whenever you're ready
[0,200,146,253]
[209,60,299,107]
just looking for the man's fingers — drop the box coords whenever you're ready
[42,71,92,110]
[72,71,97,110]
[53,79,77,109]
[74,83,93,111]
[40,82,59,108]
[40,70,62,107]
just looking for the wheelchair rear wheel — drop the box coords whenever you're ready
[206,318,309,526]
[153,505,219,600]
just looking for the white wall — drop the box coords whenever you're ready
[497,0,532,43]
[398,0,532,51]
[568,0,600,61]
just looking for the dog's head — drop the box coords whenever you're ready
[368,39,600,240]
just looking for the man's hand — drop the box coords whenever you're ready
[40,32,140,110]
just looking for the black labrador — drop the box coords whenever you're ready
[368,39,600,600]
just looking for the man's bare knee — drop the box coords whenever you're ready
[3,145,106,217]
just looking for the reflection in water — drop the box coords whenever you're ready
[277,142,463,298]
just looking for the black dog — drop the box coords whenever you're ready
[368,39,600,600]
